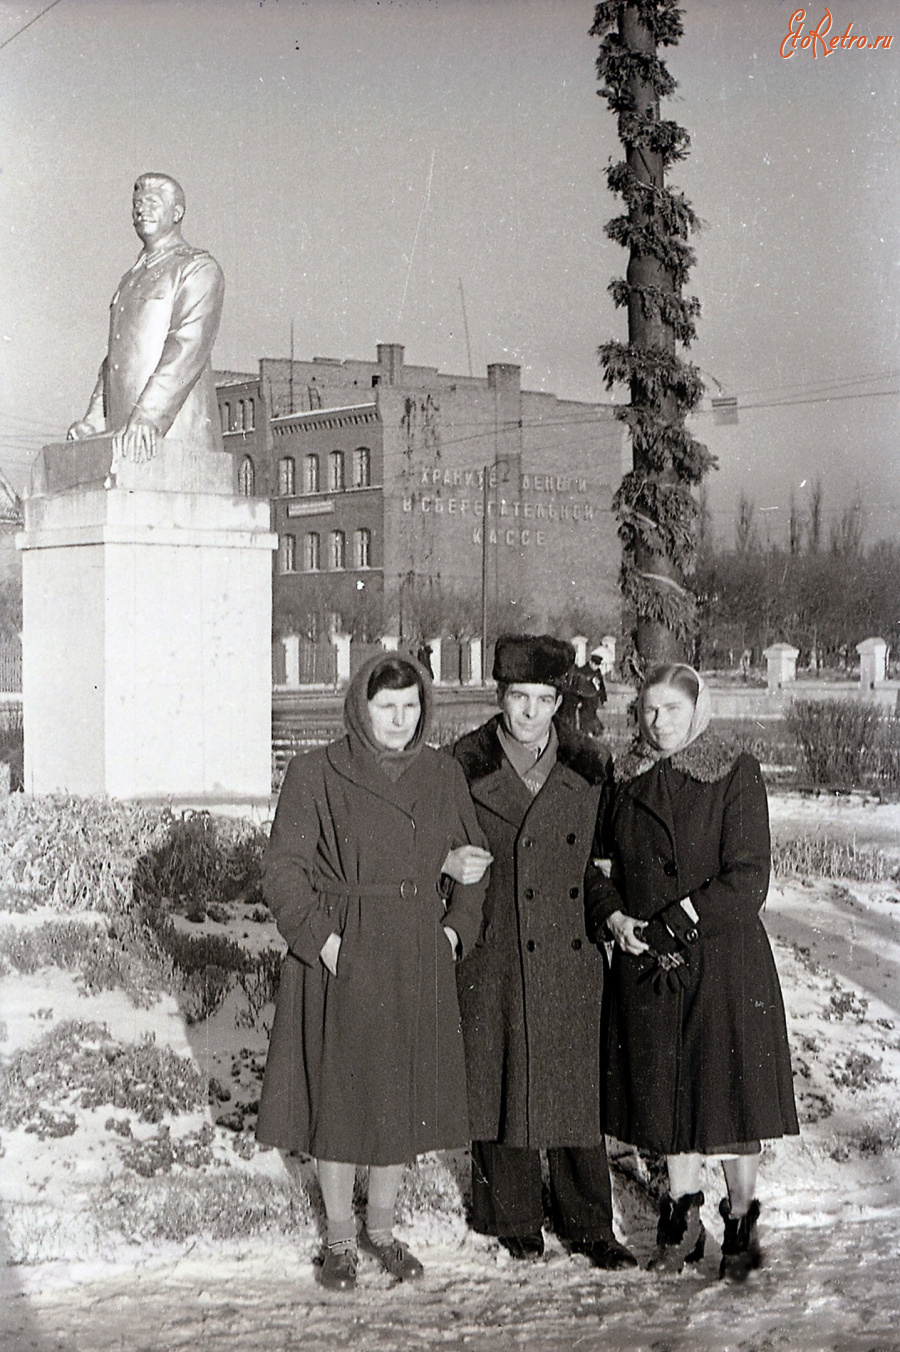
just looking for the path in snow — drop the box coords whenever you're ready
[2,1217,899,1352]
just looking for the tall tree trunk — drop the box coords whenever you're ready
[592,1,713,668]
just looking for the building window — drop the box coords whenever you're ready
[355,527,371,569]
[280,533,296,573]
[236,400,245,432]
[304,453,320,494]
[245,397,255,431]
[354,447,371,488]
[330,530,346,570]
[278,456,296,497]
[304,532,321,571]
[330,450,345,491]
[238,455,255,497]
[220,402,231,434]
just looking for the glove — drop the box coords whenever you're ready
[638,918,691,994]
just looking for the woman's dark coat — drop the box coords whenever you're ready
[256,738,489,1165]
[453,717,611,1149]
[586,734,799,1153]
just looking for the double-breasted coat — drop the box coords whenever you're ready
[81,240,225,454]
[453,718,611,1149]
[256,736,489,1165]
[585,734,799,1154]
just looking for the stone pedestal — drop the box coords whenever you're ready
[17,436,277,804]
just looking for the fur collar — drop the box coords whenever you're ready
[454,715,611,787]
[615,729,743,785]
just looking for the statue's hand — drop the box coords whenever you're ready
[112,412,160,462]
[66,420,96,441]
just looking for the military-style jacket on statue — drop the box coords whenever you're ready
[82,240,225,454]
[453,717,611,1149]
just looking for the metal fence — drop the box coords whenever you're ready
[0,637,21,693]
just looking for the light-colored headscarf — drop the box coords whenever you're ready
[638,663,712,762]
[342,651,434,780]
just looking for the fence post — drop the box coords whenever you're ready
[428,637,443,685]
[283,635,301,689]
[469,637,484,685]
[331,632,351,686]
[856,637,887,694]
[762,643,798,692]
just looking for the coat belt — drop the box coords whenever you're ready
[314,876,419,900]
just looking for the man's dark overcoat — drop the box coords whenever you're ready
[453,717,610,1149]
[585,734,799,1153]
[256,738,489,1165]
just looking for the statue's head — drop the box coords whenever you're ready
[132,173,185,247]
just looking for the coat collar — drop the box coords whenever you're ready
[455,716,605,830]
[455,715,610,787]
[614,729,742,786]
[325,734,424,819]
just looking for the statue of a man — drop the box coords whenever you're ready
[67,173,225,461]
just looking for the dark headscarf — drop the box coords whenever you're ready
[342,651,434,781]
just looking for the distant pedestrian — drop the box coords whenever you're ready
[587,663,799,1279]
[257,653,491,1291]
[453,634,636,1271]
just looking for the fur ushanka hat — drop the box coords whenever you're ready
[493,634,574,688]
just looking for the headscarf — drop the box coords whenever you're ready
[637,663,712,764]
[342,650,434,781]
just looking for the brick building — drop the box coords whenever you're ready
[216,344,626,643]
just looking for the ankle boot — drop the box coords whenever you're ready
[718,1197,762,1281]
[647,1191,706,1272]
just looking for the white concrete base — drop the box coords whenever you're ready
[18,444,277,802]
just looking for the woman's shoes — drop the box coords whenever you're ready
[317,1242,358,1291]
[358,1226,424,1281]
[647,1191,707,1272]
[718,1198,763,1281]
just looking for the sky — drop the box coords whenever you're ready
[0,0,897,548]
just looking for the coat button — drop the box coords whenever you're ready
[567,833,576,844]
[571,938,582,951]
[663,860,677,877]
[399,879,418,899]
[685,927,699,943]
[526,940,536,952]
[524,888,534,900]
[522,838,534,848]
[569,886,579,899]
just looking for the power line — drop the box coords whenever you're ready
[0,0,64,54]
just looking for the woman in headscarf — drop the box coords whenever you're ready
[257,653,492,1292]
[586,664,798,1279]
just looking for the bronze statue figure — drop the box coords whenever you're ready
[67,173,225,461]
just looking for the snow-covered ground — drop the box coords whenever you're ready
[1,793,899,1352]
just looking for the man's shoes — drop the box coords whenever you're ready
[568,1237,639,1270]
[498,1232,545,1260]
[317,1242,358,1291]
[358,1227,424,1281]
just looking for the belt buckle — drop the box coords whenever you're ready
[399,879,418,900]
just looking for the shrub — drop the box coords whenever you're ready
[772,835,892,882]
[0,1021,208,1130]
[133,812,267,923]
[0,704,23,791]
[786,698,897,791]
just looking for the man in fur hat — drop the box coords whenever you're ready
[453,635,635,1269]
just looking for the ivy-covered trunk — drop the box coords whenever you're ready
[592,0,713,666]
